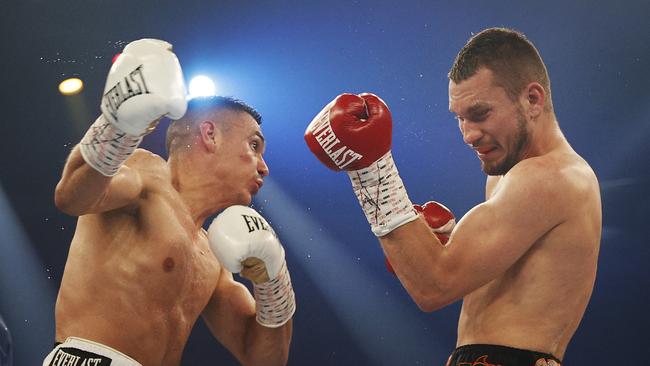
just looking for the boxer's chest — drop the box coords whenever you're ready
[134,192,221,314]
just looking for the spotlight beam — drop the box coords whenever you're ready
[254,178,449,365]
[0,185,57,365]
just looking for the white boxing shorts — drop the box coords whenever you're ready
[43,337,141,366]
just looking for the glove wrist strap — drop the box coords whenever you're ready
[79,115,143,177]
[253,260,296,328]
[347,152,418,237]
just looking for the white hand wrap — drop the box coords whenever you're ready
[253,260,296,328]
[347,151,418,236]
[79,116,142,176]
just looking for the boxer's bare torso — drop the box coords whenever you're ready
[55,151,221,365]
[457,146,601,359]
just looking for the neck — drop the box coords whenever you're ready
[168,152,231,229]
[525,113,568,158]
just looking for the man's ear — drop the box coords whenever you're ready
[199,120,221,153]
[524,82,545,120]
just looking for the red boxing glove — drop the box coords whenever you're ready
[306,93,417,236]
[304,93,392,171]
[413,201,456,243]
[385,201,456,274]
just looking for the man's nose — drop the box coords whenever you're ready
[461,123,482,146]
[258,156,270,177]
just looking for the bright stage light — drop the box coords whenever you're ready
[58,78,83,96]
[188,75,216,98]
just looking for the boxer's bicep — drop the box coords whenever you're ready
[89,163,144,213]
[445,161,568,293]
[55,145,145,215]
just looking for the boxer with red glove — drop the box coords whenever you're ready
[304,93,418,236]
[305,29,603,366]
[385,201,455,273]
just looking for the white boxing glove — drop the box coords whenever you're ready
[208,205,296,328]
[101,39,187,135]
[79,38,188,176]
[208,205,285,281]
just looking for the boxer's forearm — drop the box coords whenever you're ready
[55,145,113,215]
[206,206,295,365]
[242,319,292,366]
[380,218,460,312]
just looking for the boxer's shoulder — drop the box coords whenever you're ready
[500,152,597,218]
[126,148,166,167]
[124,149,171,183]
[505,152,573,188]
[498,156,561,195]
[520,150,597,195]
[487,156,572,220]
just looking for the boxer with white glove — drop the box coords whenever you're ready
[304,93,418,236]
[51,35,292,364]
[208,205,296,328]
[80,39,187,176]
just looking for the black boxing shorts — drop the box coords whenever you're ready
[446,344,562,366]
[43,337,141,366]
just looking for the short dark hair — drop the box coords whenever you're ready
[448,28,553,110]
[166,96,262,154]
[185,96,262,125]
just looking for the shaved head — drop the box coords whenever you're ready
[166,96,262,155]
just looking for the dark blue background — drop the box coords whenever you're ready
[1,1,648,365]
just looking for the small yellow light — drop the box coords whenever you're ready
[58,78,84,95]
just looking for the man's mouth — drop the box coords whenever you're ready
[474,146,497,158]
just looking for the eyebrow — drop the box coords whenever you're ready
[253,131,265,142]
[450,101,492,116]
[467,102,492,115]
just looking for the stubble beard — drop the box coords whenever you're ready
[482,111,530,176]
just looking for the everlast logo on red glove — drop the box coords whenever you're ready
[102,64,151,121]
[308,111,364,170]
[304,93,392,172]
